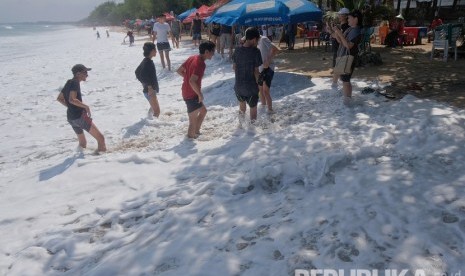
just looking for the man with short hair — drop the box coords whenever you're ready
[153,14,172,70]
[191,13,203,46]
[232,27,263,123]
[57,64,106,152]
[177,41,216,139]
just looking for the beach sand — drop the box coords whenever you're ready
[277,39,465,108]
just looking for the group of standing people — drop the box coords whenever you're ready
[58,9,364,152]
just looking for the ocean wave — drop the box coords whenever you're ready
[2,25,13,30]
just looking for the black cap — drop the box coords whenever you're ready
[245,27,260,40]
[348,10,363,26]
[72,64,92,75]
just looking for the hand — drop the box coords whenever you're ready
[198,93,204,103]
[85,107,91,118]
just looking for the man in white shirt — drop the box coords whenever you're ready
[257,35,279,113]
[152,14,172,71]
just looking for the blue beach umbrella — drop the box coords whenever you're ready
[205,0,290,26]
[178,8,197,21]
[279,0,322,23]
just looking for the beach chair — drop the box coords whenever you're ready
[303,30,320,48]
[430,24,462,61]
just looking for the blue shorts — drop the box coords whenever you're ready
[193,33,202,40]
[68,111,92,135]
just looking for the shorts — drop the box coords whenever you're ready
[211,30,220,37]
[156,42,171,52]
[339,60,356,82]
[236,93,259,108]
[220,33,232,48]
[193,33,202,40]
[68,111,92,135]
[258,68,274,87]
[185,98,204,113]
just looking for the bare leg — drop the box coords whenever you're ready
[159,51,166,69]
[76,133,87,149]
[259,86,266,106]
[262,83,273,111]
[195,106,207,134]
[165,51,171,71]
[250,106,257,122]
[88,123,106,152]
[239,101,246,115]
[342,81,352,98]
[148,94,160,117]
[187,108,203,139]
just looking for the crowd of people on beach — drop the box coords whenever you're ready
[59,9,364,153]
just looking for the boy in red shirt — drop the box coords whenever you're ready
[176,41,216,139]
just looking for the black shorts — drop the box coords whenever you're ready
[185,98,204,113]
[157,42,171,52]
[236,93,259,108]
[68,111,92,135]
[258,68,274,87]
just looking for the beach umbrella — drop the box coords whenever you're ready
[278,0,322,23]
[178,8,196,21]
[183,5,214,23]
[205,0,291,26]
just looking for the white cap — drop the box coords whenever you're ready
[338,8,350,15]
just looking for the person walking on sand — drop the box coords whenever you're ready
[135,42,161,118]
[220,24,234,59]
[123,30,134,46]
[191,13,203,47]
[152,14,172,71]
[332,10,362,106]
[176,41,216,139]
[171,16,182,49]
[232,27,263,123]
[57,64,106,152]
[257,34,279,113]
[106,30,110,38]
[96,31,100,39]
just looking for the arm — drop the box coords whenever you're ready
[176,65,186,78]
[333,28,354,50]
[263,44,279,68]
[254,67,260,84]
[188,74,203,103]
[57,92,67,107]
[69,91,91,116]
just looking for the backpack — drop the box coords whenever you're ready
[135,62,144,83]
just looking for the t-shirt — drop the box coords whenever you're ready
[192,19,202,34]
[221,25,232,35]
[337,26,362,57]
[153,22,171,43]
[211,23,221,36]
[181,55,206,100]
[257,35,275,72]
[171,20,181,34]
[61,79,84,120]
[232,46,263,97]
[136,57,159,93]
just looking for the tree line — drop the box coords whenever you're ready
[84,0,214,25]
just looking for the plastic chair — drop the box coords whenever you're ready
[431,24,462,61]
[303,30,320,48]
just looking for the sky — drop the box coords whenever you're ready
[0,0,123,23]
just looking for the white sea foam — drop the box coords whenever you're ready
[0,26,464,275]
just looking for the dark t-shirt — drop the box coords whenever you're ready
[192,19,202,34]
[220,25,232,35]
[211,23,221,36]
[232,46,263,97]
[136,57,159,93]
[61,79,84,120]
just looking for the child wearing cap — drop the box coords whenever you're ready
[135,42,161,118]
[57,64,106,152]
